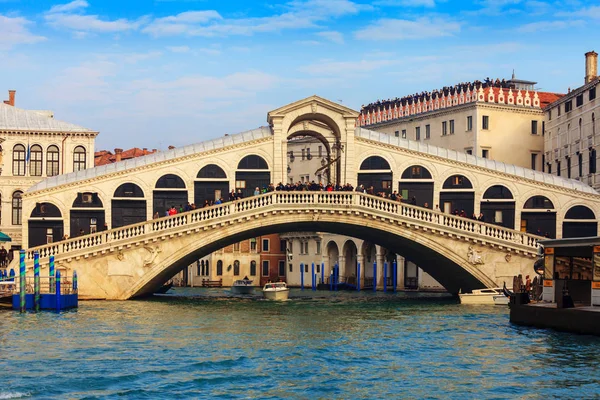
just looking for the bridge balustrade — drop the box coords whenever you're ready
[25,191,541,262]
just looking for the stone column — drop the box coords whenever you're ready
[376,246,385,290]
[357,254,365,289]
[396,255,405,289]
[270,116,286,186]
[343,120,357,186]
[338,256,346,279]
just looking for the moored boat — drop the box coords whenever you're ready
[458,288,504,305]
[262,282,289,301]
[231,278,254,294]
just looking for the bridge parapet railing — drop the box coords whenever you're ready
[25,190,541,262]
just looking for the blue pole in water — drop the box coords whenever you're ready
[393,260,397,293]
[357,262,361,291]
[321,263,324,284]
[55,270,61,312]
[34,251,40,312]
[383,262,388,293]
[311,262,315,291]
[49,255,55,294]
[334,263,339,291]
[19,250,26,313]
[373,261,377,292]
[300,263,304,290]
[73,271,78,292]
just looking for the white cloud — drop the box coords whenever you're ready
[298,58,401,75]
[0,15,46,50]
[517,19,585,32]
[45,1,148,32]
[556,6,600,19]
[167,45,191,53]
[143,0,366,37]
[316,30,344,44]
[355,17,460,40]
[373,0,436,7]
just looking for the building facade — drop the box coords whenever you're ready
[359,79,562,172]
[544,51,599,196]
[0,91,97,250]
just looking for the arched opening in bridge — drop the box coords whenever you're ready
[235,155,270,198]
[326,241,339,278]
[28,202,63,247]
[361,242,377,280]
[195,164,229,206]
[480,185,515,229]
[399,166,433,207]
[563,205,597,238]
[358,156,392,196]
[521,196,556,238]
[153,174,187,217]
[439,175,474,215]
[70,192,105,237]
[112,183,146,229]
[342,240,358,284]
[286,123,335,186]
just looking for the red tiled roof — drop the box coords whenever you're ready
[537,92,564,108]
[94,147,157,166]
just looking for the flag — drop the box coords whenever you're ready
[26,143,30,164]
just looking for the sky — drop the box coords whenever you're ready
[1,0,599,150]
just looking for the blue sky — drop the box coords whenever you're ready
[1,0,599,150]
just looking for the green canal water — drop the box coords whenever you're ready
[1,288,600,399]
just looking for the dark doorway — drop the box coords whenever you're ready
[563,205,597,238]
[112,182,146,228]
[235,171,270,198]
[521,196,556,237]
[28,202,63,247]
[195,164,229,206]
[480,185,515,229]
[399,165,433,207]
[153,191,188,216]
[70,210,105,237]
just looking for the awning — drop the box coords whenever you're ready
[0,232,12,242]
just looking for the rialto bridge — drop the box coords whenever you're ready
[20,96,600,300]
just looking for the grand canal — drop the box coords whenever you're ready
[1,289,599,399]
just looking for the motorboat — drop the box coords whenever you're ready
[493,295,510,305]
[458,288,504,305]
[262,282,289,301]
[231,278,254,295]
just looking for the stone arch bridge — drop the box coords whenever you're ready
[20,96,600,299]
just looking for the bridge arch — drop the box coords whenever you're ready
[480,184,516,228]
[399,165,434,207]
[236,154,271,198]
[153,174,188,218]
[326,240,340,276]
[70,192,106,238]
[195,163,229,206]
[342,239,358,281]
[439,174,475,215]
[112,182,146,228]
[357,155,393,195]
[28,202,63,247]
[563,205,598,238]
[520,195,557,237]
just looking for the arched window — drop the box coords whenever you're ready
[12,144,26,176]
[216,260,223,276]
[114,183,144,198]
[73,146,86,172]
[360,156,390,170]
[442,175,473,189]
[250,261,257,276]
[155,174,186,189]
[401,165,432,179]
[565,205,595,220]
[12,191,22,225]
[233,260,240,276]
[29,145,43,176]
[524,196,554,209]
[205,260,210,276]
[483,185,513,199]
[237,155,268,169]
[47,145,60,177]
[197,165,227,179]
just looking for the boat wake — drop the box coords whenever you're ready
[0,392,30,399]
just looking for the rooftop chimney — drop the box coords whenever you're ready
[152,148,157,153]
[114,148,123,162]
[585,51,598,84]
[168,145,175,150]
[3,90,15,106]
[142,147,148,155]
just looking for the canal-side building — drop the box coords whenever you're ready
[544,51,600,198]
[359,77,563,171]
[0,90,97,249]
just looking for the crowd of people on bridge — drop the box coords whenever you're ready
[360,77,512,115]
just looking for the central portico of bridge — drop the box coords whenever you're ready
[21,96,600,299]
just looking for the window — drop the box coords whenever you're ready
[46,228,53,244]
[565,100,572,113]
[382,180,392,189]
[73,146,86,172]
[401,129,406,139]
[576,94,584,107]
[542,121,545,136]
[547,163,552,174]
[233,242,240,252]
[316,240,321,255]
[531,121,538,135]
[425,124,430,139]
[306,148,311,160]
[197,261,201,276]
[262,260,269,277]
[466,116,473,131]
[558,106,561,116]
[289,263,293,272]
[278,260,285,277]
[579,153,583,177]
[482,149,489,159]
[542,154,545,172]
[216,260,223,276]
[394,130,399,137]
[531,153,537,170]
[590,149,597,174]
[250,261,257,276]
[29,145,42,176]
[452,176,463,186]
[450,120,455,134]
[415,127,420,141]
[235,180,246,189]
[280,239,287,252]
[548,110,552,120]
[12,191,22,225]
[301,149,306,160]
[466,149,473,155]
[591,87,597,101]
[557,161,561,177]
[250,238,257,251]
[12,144,26,176]
[482,115,489,130]
[567,157,571,178]
[47,145,60,177]
[494,210,503,224]
[233,260,240,276]
[442,121,447,136]
[262,239,269,252]
[318,146,322,157]
[205,260,210,276]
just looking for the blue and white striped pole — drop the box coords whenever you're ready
[49,255,55,294]
[55,270,61,312]
[19,250,26,313]
[34,251,40,312]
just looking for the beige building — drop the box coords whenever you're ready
[359,79,562,171]
[0,90,97,250]
[544,51,600,190]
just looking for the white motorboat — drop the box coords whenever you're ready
[262,282,289,301]
[493,295,510,306]
[231,278,254,294]
[458,288,504,305]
